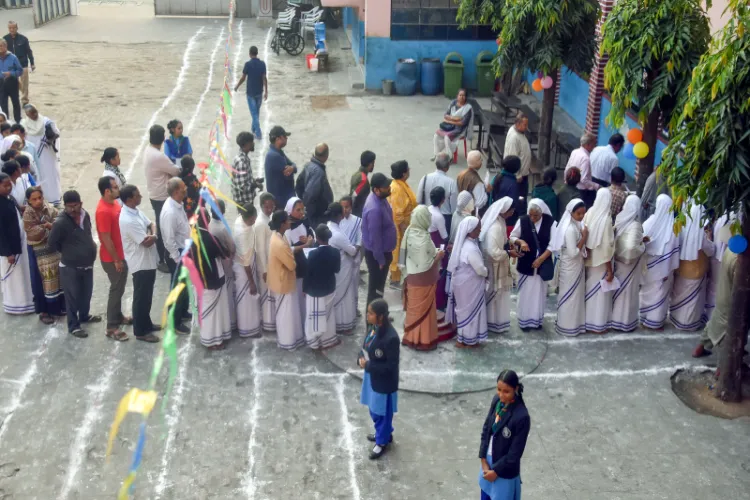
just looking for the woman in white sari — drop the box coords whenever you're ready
[0,173,34,315]
[611,195,646,332]
[509,199,556,331]
[233,205,261,338]
[339,196,363,316]
[639,194,680,330]
[327,202,359,333]
[551,199,588,336]
[480,197,516,334]
[21,105,61,206]
[254,192,277,332]
[446,216,488,347]
[583,189,615,333]
[670,203,714,331]
[450,191,475,243]
[432,88,473,160]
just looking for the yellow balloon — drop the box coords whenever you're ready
[633,141,650,159]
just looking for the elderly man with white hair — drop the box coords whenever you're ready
[564,132,600,208]
[4,21,34,106]
[504,112,532,203]
[159,176,191,334]
[456,150,489,214]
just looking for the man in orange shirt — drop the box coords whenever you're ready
[95,176,130,341]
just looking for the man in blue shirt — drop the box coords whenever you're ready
[234,46,268,140]
[264,126,296,209]
[361,173,397,307]
[0,39,23,123]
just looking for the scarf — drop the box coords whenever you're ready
[583,188,613,249]
[643,194,675,256]
[527,198,552,217]
[104,163,127,186]
[479,196,513,242]
[455,190,474,217]
[0,134,20,155]
[399,205,437,277]
[614,195,641,236]
[22,115,45,137]
[679,203,706,261]
[491,400,514,434]
[614,195,644,262]
[550,198,585,253]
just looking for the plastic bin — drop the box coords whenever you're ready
[395,58,418,96]
[443,52,464,98]
[314,22,326,40]
[382,79,394,95]
[420,58,442,95]
[475,51,495,97]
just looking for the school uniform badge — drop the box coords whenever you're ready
[502,427,511,438]
[375,349,384,358]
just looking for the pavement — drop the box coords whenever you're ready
[0,7,749,500]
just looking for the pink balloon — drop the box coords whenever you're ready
[541,76,554,89]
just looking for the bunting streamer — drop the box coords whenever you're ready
[106,2,240,497]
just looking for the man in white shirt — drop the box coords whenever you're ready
[504,112,532,200]
[416,152,458,234]
[144,124,181,272]
[119,184,160,343]
[590,133,625,187]
[564,132,600,207]
[160,177,191,334]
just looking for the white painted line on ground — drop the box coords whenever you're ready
[153,336,197,499]
[186,27,225,136]
[125,26,205,178]
[0,327,60,445]
[58,345,121,500]
[256,369,342,378]
[484,331,700,346]
[335,374,362,500]
[243,342,260,499]
[525,364,715,381]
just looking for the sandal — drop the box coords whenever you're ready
[106,329,129,342]
[121,316,133,325]
[40,314,55,325]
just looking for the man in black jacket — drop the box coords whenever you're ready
[299,143,333,227]
[48,190,101,338]
[4,21,34,105]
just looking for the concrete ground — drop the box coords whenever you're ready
[1,6,749,500]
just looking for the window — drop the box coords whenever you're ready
[391,0,496,41]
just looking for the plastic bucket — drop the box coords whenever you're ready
[382,79,394,95]
[306,54,315,69]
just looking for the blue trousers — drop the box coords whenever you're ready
[369,393,394,446]
[247,94,263,138]
[481,492,491,500]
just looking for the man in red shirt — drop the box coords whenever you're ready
[95,176,130,341]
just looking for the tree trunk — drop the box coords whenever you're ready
[510,68,524,95]
[538,70,558,167]
[716,211,750,402]
[635,107,660,196]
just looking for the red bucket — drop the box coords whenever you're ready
[306,54,315,69]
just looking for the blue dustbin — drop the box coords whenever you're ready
[420,58,442,95]
[395,58,418,96]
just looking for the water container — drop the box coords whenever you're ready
[314,22,326,40]
[420,58,442,95]
[395,58,418,96]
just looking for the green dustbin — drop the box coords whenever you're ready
[475,51,495,97]
[443,52,464,98]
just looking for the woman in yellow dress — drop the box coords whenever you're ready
[388,160,417,286]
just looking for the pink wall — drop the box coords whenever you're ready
[321,0,364,9]
[365,0,391,37]
[706,0,731,33]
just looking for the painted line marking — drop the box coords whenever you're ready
[335,374,362,500]
[125,26,204,178]
[0,327,60,445]
[186,27,226,136]
[243,342,260,499]
[58,346,121,500]
[153,336,197,499]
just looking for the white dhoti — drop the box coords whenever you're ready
[1,219,34,315]
[517,273,546,330]
[447,263,488,346]
[610,257,643,332]
[304,293,338,349]
[584,264,612,332]
[485,279,511,334]
[669,275,708,331]
[200,286,233,347]
[274,290,305,350]
[233,262,261,338]
[556,264,585,337]
[333,256,357,332]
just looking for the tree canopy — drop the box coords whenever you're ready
[601,0,711,129]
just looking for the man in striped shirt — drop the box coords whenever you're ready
[416,152,458,234]
[350,150,376,218]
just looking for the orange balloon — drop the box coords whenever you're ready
[531,79,543,92]
[627,128,643,144]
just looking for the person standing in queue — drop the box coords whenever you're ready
[359,298,400,460]
[361,173,397,308]
[478,369,530,500]
[264,126,296,210]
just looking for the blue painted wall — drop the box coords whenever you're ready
[364,37,497,91]
[597,97,667,179]
[345,8,365,62]
[558,70,589,129]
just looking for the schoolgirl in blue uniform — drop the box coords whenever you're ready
[478,369,530,500]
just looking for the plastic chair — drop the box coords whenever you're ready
[300,9,324,38]
[452,137,469,164]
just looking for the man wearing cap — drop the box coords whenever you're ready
[361,173,397,307]
[264,126,297,209]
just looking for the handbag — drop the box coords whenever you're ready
[530,220,554,281]
[439,122,456,132]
